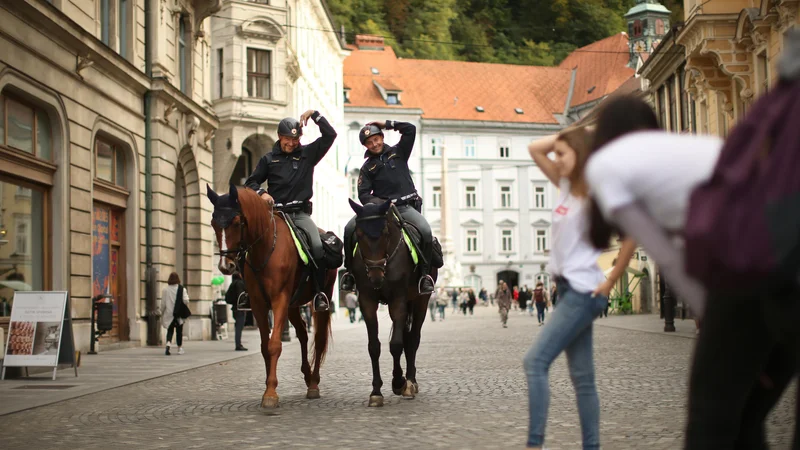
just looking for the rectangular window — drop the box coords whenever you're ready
[179,17,187,94]
[217,48,224,98]
[499,138,510,158]
[1,95,52,161]
[463,138,476,157]
[501,229,513,253]
[432,185,441,208]
[465,185,477,208]
[430,137,442,156]
[247,48,272,99]
[535,229,548,253]
[386,93,399,105]
[101,0,111,45]
[466,229,479,253]
[500,185,512,208]
[533,184,546,209]
[15,216,30,255]
[119,0,128,59]
[343,89,350,104]
[95,137,126,187]
[349,175,358,200]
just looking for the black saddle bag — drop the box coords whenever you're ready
[431,236,444,269]
[321,231,344,269]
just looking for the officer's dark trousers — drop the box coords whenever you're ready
[343,204,432,274]
[284,210,326,291]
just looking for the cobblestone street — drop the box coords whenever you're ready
[1,306,795,449]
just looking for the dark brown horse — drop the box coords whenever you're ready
[348,199,437,407]
[208,184,335,408]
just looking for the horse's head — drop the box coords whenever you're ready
[349,198,396,289]
[207,183,245,275]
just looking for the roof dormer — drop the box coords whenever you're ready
[373,79,402,106]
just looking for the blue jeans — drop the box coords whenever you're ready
[523,280,607,449]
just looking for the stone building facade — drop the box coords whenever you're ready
[0,0,220,352]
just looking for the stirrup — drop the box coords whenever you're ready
[237,293,251,311]
[340,272,356,292]
[418,275,435,294]
[314,292,329,312]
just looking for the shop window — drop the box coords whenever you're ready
[0,93,53,161]
[95,137,126,187]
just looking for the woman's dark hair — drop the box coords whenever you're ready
[168,272,181,285]
[588,95,659,249]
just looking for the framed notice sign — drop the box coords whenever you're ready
[1,291,78,380]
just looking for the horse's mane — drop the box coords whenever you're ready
[236,187,271,240]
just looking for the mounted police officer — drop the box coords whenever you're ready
[245,109,337,311]
[340,120,435,294]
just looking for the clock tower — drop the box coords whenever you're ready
[625,0,671,69]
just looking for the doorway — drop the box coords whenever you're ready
[92,203,128,341]
[496,270,519,290]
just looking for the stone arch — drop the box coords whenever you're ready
[176,144,203,291]
[90,116,141,340]
[0,68,70,292]
[239,16,285,42]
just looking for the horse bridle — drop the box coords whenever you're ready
[215,206,278,276]
[355,206,405,283]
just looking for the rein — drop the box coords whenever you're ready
[356,204,406,285]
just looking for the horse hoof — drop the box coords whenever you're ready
[306,388,320,399]
[392,386,403,396]
[368,395,384,407]
[412,382,419,394]
[261,396,280,409]
[402,380,416,398]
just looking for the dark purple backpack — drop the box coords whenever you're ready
[684,80,800,291]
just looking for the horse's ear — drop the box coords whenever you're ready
[206,184,218,205]
[378,200,392,215]
[348,198,363,216]
[229,183,239,203]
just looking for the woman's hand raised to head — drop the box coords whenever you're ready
[528,134,561,185]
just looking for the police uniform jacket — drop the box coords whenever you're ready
[245,111,336,205]
[357,120,417,205]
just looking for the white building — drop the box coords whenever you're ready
[343,34,636,293]
[209,0,351,304]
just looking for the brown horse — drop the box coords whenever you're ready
[348,199,437,407]
[208,184,335,408]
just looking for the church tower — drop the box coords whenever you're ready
[625,0,671,69]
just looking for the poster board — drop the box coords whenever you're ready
[1,291,78,380]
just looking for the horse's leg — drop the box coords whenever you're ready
[404,293,429,395]
[249,296,272,390]
[387,296,411,397]
[308,271,334,400]
[262,295,288,409]
[288,306,312,390]
[361,298,383,407]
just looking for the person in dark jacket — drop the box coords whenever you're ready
[244,110,337,311]
[340,120,435,294]
[225,273,248,351]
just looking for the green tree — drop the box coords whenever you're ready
[517,40,555,66]
[396,0,458,59]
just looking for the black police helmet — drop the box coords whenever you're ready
[359,124,383,146]
[277,118,302,138]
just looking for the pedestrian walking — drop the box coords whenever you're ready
[533,282,547,326]
[495,281,511,328]
[518,285,529,314]
[479,288,488,306]
[550,282,558,308]
[583,85,800,449]
[512,286,520,311]
[160,272,191,356]
[436,288,447,320]
[451,289,458,313]
[524,126,636,450]
[467,289,477,315]
[428,289,437,322]
[345,291,359,324]
[459,289,469,316]
[225,273,248,351]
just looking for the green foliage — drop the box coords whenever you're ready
[328,0,680,65]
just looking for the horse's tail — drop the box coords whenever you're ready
[311,269,336,366]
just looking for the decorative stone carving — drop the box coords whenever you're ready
[164,102,178,122]
[776,3,799,30]
[194,0,223,32]
[740,87,754,101]
[76,54,93,78]
[238,18,285,43]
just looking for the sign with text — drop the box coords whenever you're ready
[2,292,77,380]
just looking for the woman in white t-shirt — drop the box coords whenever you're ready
[524,126,636,450]
[583,94,797,450]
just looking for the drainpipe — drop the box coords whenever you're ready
[563,67,577,124]
[144,0,158,346]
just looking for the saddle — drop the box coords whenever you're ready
[280,212,343,270]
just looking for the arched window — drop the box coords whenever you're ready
[229,147,253,186]
[0,92,53,160]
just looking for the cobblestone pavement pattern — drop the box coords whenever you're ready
[1,306,795,449]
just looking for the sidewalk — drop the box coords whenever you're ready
[595,313,699,339]
[0,315,362,417]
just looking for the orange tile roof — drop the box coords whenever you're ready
[344,33,634,123]
[559,32,636,108]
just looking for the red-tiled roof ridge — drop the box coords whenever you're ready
[559,32,635,108]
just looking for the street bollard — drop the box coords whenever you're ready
[662,281,676,332]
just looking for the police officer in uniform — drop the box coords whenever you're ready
[340,120,435,294]
[245,109,337,311]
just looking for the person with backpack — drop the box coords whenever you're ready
[160,272,191,355]
[533,282,547,326]
[583,75,800,449]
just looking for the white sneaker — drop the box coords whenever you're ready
[178,347,185,355]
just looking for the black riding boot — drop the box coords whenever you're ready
[418,265,435,294]
[340,242,356,292]
[312,266,329,312]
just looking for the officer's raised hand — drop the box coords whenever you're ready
[300,109,316,126]
[366,121,386,130]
